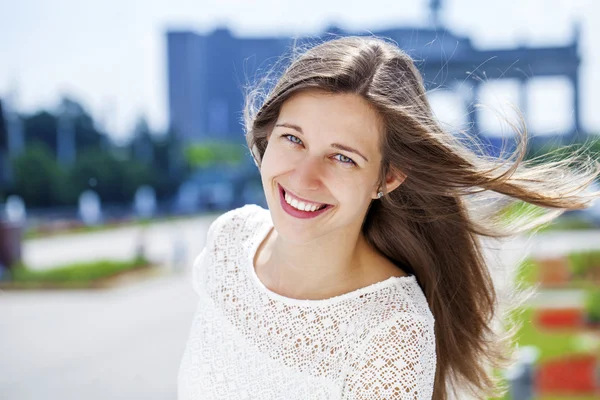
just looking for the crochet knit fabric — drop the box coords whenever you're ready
[178,205,436,399]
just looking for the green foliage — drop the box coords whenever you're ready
[4,101,188,208]
[491,305,600,399]
[22,98,106,157]
[515,258,539,287]
[511,307,588,363]
[518,251,600,289]
[68,149,154,204]
[145,130,187,199]
[184,141,245,167]
[9,144,159,207]
[500,200,595,234]
[0,99,8,151]
[525,137,600,172]
[567,250,600,279]
[537,217,595,233]
[11,142,69,207]
[584,288,600,323]
[568,252,588,278]
[23,111,58,156]
[10,256,148,283]
[499,201,546,222]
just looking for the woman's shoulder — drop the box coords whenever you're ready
[362,274,435,332]
[358,250,433,324]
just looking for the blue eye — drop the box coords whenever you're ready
[284,134,303,145]
[334,154,356,165]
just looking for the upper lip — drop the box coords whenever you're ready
[279,183,330,206]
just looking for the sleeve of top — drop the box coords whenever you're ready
[191,212,224,295]
[190,205,259,294]
[341,313,436,400]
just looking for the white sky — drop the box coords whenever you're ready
[0,0,597,141]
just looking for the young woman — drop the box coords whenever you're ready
[178,36,599,399]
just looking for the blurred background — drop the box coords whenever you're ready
[1,0,599,399]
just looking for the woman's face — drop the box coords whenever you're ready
[260,89,389,244]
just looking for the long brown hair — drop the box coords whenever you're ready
[243,35,600,399]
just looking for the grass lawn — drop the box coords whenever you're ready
[490,203,600,399]
[489,307,597,400]
[495,254,600,399]
[2,256,151,288]
[512,307,591,363]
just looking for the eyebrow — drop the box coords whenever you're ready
[274,122,370,162]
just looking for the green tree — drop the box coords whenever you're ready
[150,129,187,199]
[127,120,188,200]
[68,149,154,204]
[0,99,9,199]
[526,136,600,168]
[0,99,8,152]
[184,141,245,167]
[60,98,106,152]
[11,143,67,207]
[23,111,58,156]
[22,97,107,158]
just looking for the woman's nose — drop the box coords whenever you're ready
[290,156,323,191]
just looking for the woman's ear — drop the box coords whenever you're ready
[386,169,407,192]
[372,169,406,199]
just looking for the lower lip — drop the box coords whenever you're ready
[278,185,332,219]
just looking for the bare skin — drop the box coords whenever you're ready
[254,226,408,300]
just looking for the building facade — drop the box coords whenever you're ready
[166,24,582,145]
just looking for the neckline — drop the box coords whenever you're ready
[245,207,417,307]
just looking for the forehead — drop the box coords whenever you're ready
[276,89,384,148]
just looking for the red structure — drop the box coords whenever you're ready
[535,308,584,329]
[536,354,599,395]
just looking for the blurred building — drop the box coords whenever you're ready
[166,2,583,149]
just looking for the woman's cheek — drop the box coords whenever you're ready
[275,146,301,167]
[261,144,290,176]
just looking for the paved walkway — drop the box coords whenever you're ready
[1,216,215,400]
[1,272,200,400]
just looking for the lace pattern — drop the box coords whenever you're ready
[178,205,436,399]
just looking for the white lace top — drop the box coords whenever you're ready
[178,205,436,399]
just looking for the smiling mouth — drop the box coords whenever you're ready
[278,184,331,213]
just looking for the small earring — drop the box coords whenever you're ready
[377,191,383,199]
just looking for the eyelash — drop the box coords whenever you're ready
[281,134,357,166]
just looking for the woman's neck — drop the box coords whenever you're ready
[254,227,377,300]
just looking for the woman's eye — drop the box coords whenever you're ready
[334,154,356,165]
[284,134,303,145]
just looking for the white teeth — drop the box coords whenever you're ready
[283,189,325,212]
